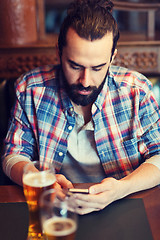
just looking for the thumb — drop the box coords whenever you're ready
[89,178,112,194]
[89,183,104,195]
[56,174,73,189]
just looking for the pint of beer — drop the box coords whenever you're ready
[40,189,78,240]
[23,161,56,239]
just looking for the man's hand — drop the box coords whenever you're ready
[72,177,123,215]
[71,162,160,215]
[55,174,74,190]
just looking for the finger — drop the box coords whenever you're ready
[54,182,63,190]
[89,183,105,194]
[56,174,73,189]
[75,206,100,215]
[70,193,107,214]
[73,191,112,209]
[73,192,102,203]
[69,204,96,215]
[74,197,103,210]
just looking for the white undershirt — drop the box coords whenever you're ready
[59,113,106,183]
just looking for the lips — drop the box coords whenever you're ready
[77,90,92,95]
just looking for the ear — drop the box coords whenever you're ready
[110,49,117,64]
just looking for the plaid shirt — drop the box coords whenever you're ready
[3,65,160,179]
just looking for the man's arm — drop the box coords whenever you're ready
[2,154,31,186]
[72,155,160,215]
[10,161,31,186]
[3,154,73,189]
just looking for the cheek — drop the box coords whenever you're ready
[93,72,107,88]
[63,66,79,85]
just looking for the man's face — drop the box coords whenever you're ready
[61,28,115,106]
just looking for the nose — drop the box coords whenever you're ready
[79,68,90,87]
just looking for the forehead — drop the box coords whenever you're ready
[63,28,113,66]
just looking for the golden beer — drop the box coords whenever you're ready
[23,171,56,239]
[43,217,77,240]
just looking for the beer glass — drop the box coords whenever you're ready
[40,189,78,240]
[23,161,56,239]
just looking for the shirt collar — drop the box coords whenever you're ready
[93,67,116,111]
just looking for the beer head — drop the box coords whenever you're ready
[23,171,56,188]
[23,161,56,188]
[43,217,77,237]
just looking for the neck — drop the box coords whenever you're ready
[72,102,92,124]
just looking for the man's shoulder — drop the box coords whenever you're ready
[16,64,60,92]
[110,65,152,90]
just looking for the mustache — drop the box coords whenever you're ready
[70,83,96,92]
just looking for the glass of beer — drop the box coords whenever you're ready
[40,189,78,240]
[23,161,56,240]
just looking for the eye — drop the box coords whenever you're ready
[69,63,81,70]
[92,67,102,72]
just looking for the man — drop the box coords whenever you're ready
[2,0,160,214]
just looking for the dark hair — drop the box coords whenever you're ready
[58,0,119,58]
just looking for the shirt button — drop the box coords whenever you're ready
[68,108,74,116]
[102,151,105,157]
[68,126,73,131]
[59,152,63,157]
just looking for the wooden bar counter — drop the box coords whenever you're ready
[0,184,160,239]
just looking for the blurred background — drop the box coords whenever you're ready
[44,0,160,106]
[45,0,160,36]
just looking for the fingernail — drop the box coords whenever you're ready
[89,187,95,194]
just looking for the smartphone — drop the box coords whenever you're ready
[68,188,89,194]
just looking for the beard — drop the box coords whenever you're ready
[62,70,109,106]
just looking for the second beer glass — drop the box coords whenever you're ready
[40,189,78,240]
[23,161,56,239]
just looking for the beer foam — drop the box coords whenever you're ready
[43,217,77,237]
[23,171,56,187]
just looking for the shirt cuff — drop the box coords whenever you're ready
[2,154,31,179]
[143,155,160,170]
